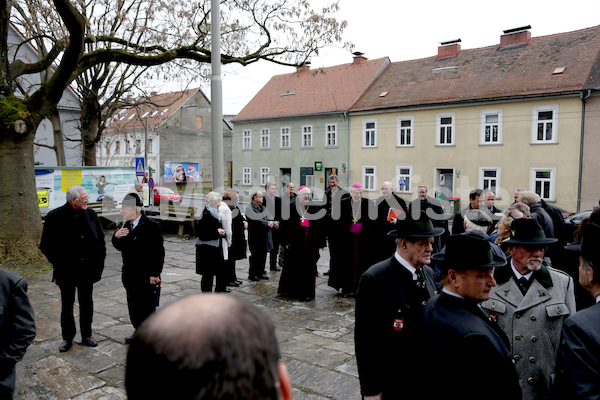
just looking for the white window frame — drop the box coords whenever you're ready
[242,167,252,186]
[260,128,270,149]
[436,112,455,146]
[363,119,377,148]
[531,105,558,144]
[530,167,556,201]
[147,138,153,154]
[125,139,131,154]
[479,167,502,197]
[396,116,414,147]
[302,125,313,148]
[280,127,291,149]
[260,167,270,186]
[480,110,503,145]
[396,165,413,193]
[242,130,251,150]
[325,123,338,148]
[362,165,377,191]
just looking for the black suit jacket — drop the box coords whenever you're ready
[355,256,436,397]
[422,292,522,400]
[40,203,106,285]
[112,213,164,286]
[553,302,600,399]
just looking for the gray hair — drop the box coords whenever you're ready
[328,174,339,182]
[382,181,393,189]
[418,185,428,192]
[464,209,492,233]
[507,202,530,218]
[519,191,541,206]
[66,186,85,202]
[205,191,223,207]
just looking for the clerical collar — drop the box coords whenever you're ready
[511,261,533,281]
[394,252,419,280]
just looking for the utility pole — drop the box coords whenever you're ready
[211,0,224,191]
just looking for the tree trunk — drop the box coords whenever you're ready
[81,90,101,166]
[0,126,44,262]
[48,109,66,166]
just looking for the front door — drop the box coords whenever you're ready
[435,168,454,205]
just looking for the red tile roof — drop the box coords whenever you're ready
[105,88,202,131]
[232,57,390,121]
[352,25,600,112]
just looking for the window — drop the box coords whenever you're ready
[260,128,270,149]
[242,167,251,185]
[532,105,558,143]
[436,113,455,145]
[125,140,131,154]
[196,116,203,130]
[397,117,414,147]
[531,167,556,201]
[280,127,291,148]
[302,126,313,148]
[396,165,413,193]
[260,167,270,186]
[481,110,503,144]
[148,139,153,154]
[479,167,501,196]
[363,120,377,147]
[242,130,251,150]
[326,123,338,147]
[362,165,376,191]
[135,139,141,154]
[115,141,120,155]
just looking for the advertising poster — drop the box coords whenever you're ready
[163,162,200,183]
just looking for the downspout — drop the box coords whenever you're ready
[344,111,350,187]
[577,89,592,213]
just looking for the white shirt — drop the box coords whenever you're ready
[394,251,420,280]
[131,214,142,230]
[510,261,533,281]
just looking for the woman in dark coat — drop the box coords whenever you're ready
[278,186,326,301]
[195,191,228,292]
[223,191,247,286]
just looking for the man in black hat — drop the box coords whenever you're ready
[354,211,443,399]
[422,234,521,400]
[553,223,600,399]
[481,218,575,400]
[113,194,165,342]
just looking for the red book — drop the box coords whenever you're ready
[387,208,403,222]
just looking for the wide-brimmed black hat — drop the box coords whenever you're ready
[122,193,143,208]
[388,210,444,238]
[432,233,507,271]
[501,218,557,246]
[564,223,600,261]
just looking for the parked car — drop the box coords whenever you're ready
[564,210,593,241]
[153,186,183,205]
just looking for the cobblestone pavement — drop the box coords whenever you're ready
[15,231,360,399]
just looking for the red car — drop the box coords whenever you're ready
[153,186,183,205]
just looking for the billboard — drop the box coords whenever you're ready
[163,162,200,183]
[35,167,136,213]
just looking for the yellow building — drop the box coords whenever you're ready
[349,26,600,213]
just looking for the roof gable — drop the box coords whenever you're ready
[352,25,600,112]
[233,57,390,121]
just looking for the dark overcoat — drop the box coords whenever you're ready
[245,202,273,253]
[40,203,106,285]
[194,208,225,275]
[229,206,247,261]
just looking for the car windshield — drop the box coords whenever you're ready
[157,187,175,195]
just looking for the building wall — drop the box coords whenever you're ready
[350,96,582,212]
[580,92,600,211]
[232,113,351,197]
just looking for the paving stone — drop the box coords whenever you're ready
[286,359,360,400]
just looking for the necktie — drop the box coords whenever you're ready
[517,277,529,295]
[415,268,426,287]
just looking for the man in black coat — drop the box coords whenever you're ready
[451,188,483,235]
[323,174,350,276]
[245,190,273,281]
[423,233,521,400]
[372,181,408,265]
[355,212,444,399]
[40,185,106,352]
[112,194,164,341]
[553,223,600,399]
[263,182,282,272]
[0,268,36,399]
[409,185,449,252]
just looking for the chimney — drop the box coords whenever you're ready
[437,39,461,59]
[352,51,367,64]
[500,25,531,48]
[296,61,311,72]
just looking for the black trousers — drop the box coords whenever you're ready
[0,363,16,400]
[249,250,267,278]
[58,281,93,341]
[201,268,227,292]
[124,279,156,329]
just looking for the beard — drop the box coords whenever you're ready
[526,257,543,271]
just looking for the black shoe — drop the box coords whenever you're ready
[270,266,281,271]
[259,274,270,280]
[249,276,260,282]
[59,340,73,352]
[278,261,285,267]
[124,336,134,344]
[227,281,240,287]
[324,269,331,276]
[82,337,98,347]
[235,280,243,285]
[223,288,232,293]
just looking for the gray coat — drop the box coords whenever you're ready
[481,263,575,400]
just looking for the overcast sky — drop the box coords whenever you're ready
[177,0,600,115]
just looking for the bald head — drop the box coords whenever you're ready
[126,294,282,400]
